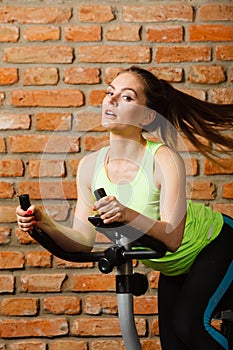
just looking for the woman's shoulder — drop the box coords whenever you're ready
[75,149,105,190]
[78,149,102,170]
[77,146,109,175]
[144,139,185,169]
[155,143,183,160]
[154,144,186,176]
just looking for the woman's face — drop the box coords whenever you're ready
[102,72,152,131]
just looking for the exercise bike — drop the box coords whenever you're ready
[213,284,233,350]
[19,189,233,350]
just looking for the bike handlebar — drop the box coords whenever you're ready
[19,192,167,264]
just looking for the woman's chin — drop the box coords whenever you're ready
[102,120,121,129]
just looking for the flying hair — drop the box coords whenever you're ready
[119,66,233,160]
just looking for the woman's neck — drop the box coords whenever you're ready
[106,133,147,184]
[108,132,146,161]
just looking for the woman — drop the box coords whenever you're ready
[16,66,233,349]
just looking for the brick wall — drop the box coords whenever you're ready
[0,1,232,349]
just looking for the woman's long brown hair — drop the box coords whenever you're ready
[120,66,233,159]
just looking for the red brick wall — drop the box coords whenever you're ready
[0,2,232,349]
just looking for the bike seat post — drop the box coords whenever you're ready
[116,236,142,350]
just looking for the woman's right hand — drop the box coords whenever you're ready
[16,205,42,232]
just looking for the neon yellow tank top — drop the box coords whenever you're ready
[92,140,224,276]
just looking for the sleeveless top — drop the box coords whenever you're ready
[92,140,224,276]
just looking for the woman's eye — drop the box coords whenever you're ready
[106,91,113,96]
[122,95,133,102]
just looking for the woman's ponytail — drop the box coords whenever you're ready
[121,66,233,159]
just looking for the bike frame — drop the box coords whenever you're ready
[19,193,167,349]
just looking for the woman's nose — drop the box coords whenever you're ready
[109,93,119,106]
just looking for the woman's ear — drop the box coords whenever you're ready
[140,110,156,127]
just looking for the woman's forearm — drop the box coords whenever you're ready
[36,212,95,253]
[125,208,185,252]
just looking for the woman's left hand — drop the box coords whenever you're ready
[94,196,128,224]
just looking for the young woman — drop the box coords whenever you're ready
[16,66,233,349]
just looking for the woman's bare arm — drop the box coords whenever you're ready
[16,153,98,252]
[95,146,187,252]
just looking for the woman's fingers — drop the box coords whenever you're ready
[16,205,36,231]
[94,196,126,223]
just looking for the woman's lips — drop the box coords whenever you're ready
[104,109,117,119]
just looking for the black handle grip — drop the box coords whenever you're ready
[18,194,105,262]
[92,188,167,253]
[17,194,166,263]
[19,194,31,211]
[90,188,123,230]
[94,188,107,200]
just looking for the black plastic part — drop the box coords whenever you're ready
[89,188,123,228]
[25,224,104,262]
[98,258,114,274]
[116,273,148,296]
[135,233,167,257]
[18,194,104,262]
[89,187,126,231]
[116,275,134,294]
[95,225,167,255]
[19,194,31,211]
[88,215,123,228]
[18,194,167,263]
[131,273,149,296]
[18,195,233,346]
[105,245,126,266]
[98,245,126,274]
[94,188,107,200]
[89,188,167,254]
[88,188,125,229]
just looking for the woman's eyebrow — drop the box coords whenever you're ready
[108,84,138,96]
